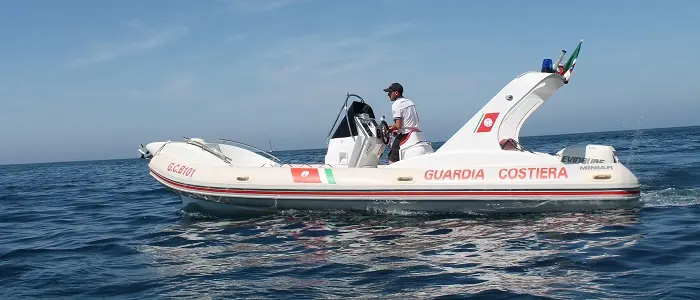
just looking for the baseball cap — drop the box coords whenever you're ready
[383,82,403,93]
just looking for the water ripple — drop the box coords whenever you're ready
[1,126,700,299]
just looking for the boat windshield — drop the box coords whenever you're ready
[326,94,376,141]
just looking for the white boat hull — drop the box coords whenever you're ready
[147,152,641,215]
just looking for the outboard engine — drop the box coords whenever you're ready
[324,94,390,168]
[138,144,152,159]
[556,144,619,164]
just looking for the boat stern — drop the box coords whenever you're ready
[558,144,641,205]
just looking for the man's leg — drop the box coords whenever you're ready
[387,133,404,164]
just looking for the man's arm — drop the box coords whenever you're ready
[388,118,402,132]
[389,105,403,132]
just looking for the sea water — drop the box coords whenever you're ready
[1,126,699,299]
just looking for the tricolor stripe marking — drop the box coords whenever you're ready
[323,168,336,184]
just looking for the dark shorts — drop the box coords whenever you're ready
[388,133,408,162]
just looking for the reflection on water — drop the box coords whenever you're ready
[139,209,642,298]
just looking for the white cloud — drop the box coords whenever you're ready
[214,20,491,149]
[126,73,197,102]
[225,33,249,42]
[255,22,415,82]
[219,0,309,13]
[67,22,189,68]
[110,21,471,150]
[191,22,435,148]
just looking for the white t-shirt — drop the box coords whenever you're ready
[392,97,421,134]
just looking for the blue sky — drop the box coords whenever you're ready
[1,0,698,164]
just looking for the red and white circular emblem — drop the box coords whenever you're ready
[483,118,493,128]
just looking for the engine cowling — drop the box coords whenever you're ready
[556,144,618,164]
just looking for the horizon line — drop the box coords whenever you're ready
[1,124,697,167]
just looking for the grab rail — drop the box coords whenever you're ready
[325,93,365,144]
[154,140,172,157]
[218,138,282,162]
[183,137,233,164]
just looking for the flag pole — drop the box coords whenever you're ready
[554,49,567,73]
[562,39,582,84]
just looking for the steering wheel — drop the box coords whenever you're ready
[377,120,391,145]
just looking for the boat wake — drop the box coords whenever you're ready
[640,187,700,208]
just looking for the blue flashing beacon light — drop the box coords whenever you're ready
[541,58,554,73]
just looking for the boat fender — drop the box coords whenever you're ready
[236,176,250,182]
[397,176,413,182]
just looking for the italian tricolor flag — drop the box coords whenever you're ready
[562,40,582,84]
[291,168,336,184]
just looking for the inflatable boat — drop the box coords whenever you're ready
[138,41,642,215]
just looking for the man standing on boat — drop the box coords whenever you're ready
[383,82,422,164]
